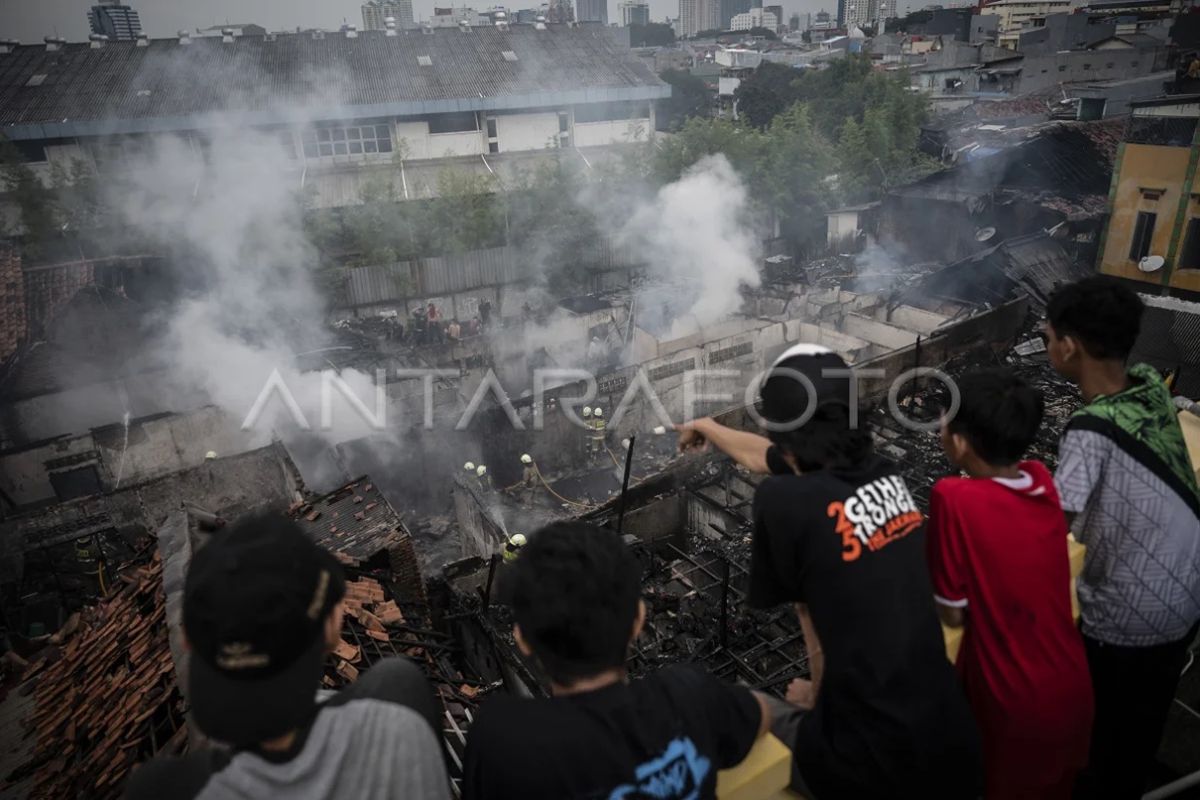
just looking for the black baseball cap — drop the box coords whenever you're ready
[183,513,345,746]
[758,344,856,426]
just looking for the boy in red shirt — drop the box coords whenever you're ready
[928,369,1094,799]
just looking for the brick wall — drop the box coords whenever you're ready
[0,245,27,363]
[24,261,95,338]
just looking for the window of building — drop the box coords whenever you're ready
[488,140,499,153]
[501,50,518,61]
[302,123,393,158]
[50,466,102,501]
[417,55,433,66]
[486,117,498,138]
[87,135,150,169]
[429,112,479,134]
[1127,116,1198,147]
[1131,60,1139,67]
[1058,64,1067,72]
[1083,63,1091,70]
[1105,62,1114,69]
[11,140,48,163]
[558,112,569,133]
[1180,217,1200,270]
[574,101,651,124]
[1129,210,1157,261]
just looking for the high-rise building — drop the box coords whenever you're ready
[362,0,415,28]
[546,0,576,22]
[620,0,651,25]
[87,1,142,41]
[679,0,720,35]
[576,0,609,23]
[765,4,783,29]
[730,7,778,29]
[718,0,752,30]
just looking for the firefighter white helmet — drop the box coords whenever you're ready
[464,461,476,472]
[594,407,604,417]
[476,464,488,477]
[509,532,527,547]
[582,406,593,417]
[520,453,533,464]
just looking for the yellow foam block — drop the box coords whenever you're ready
[717,733,793,800]
[943,537,1086,663]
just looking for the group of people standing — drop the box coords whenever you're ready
[385,299,494,346]
[126,276,1199,800]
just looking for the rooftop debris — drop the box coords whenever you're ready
[3,553,185,800]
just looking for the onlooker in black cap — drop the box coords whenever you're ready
[677,344,982,798]
[123,513,448,800]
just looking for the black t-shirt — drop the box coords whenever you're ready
[462,665,761,800]
[752,452,982,799]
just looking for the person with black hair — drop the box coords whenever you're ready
[1045,277,1200,799]
[123,514,448,800]
[462,522,771,800]
[926,369,1093,799]
[677,344,981,799]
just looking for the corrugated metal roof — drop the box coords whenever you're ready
[0,27,669,139]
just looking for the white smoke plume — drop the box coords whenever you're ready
[618,154,761,339]
[114,128,388,469]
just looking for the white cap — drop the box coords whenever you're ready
[464,461,476,471]
[582,406,593,417]
[509,532,527,546]
[594,407,603,417]
[769,343,833,371]
[204,450,218,460]
[476,464,488,477]
[520,453,533,464]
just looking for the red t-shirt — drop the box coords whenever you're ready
[927,461,1094,799]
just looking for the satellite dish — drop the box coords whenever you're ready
[1139,255,1165,273]
[975,226,997,242]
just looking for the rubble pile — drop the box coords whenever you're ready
[5,554,185,800]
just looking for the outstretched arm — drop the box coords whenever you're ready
[676,417,774,475]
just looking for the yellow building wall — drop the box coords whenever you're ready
[1099,143,1194,289]
[1171,193,1200,293]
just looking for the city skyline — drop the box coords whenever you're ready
[1,0,857,40]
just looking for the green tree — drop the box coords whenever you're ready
[0,137,60,260]
[629,22,675,46]
[732,61,802,129]
[658,69,712,130]
[431,169,504,253]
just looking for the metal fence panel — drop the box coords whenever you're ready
[344,237,641,307]
[1133,295,1200,399]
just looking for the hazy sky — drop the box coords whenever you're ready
[0,0,869,42]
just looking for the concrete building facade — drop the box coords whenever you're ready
[0,28,668,210]
[577,0,610,22]
[679,0,720,36]
[980,0,1083,48]
[87,1,142,41]
[362,0,417,28]
[1097,96,1200,296]
[730,7,779,30]
[620,0,651,25]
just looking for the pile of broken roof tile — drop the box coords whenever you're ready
[324,576,408,686]
[17,554,185,800]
